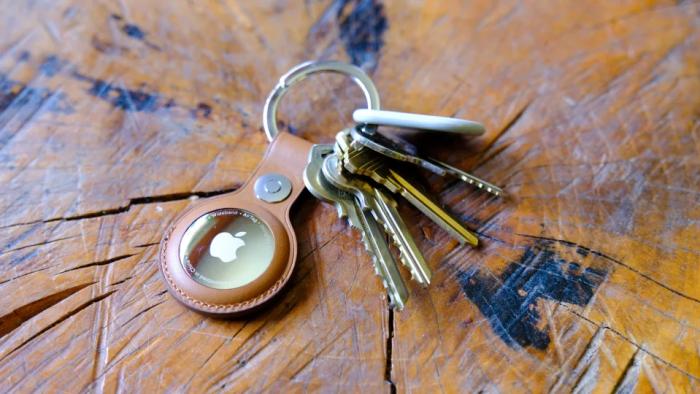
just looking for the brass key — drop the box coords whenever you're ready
[342,144,479,246]
[350,126,504,197]
[323,154,432,286]
[304,144,408,309]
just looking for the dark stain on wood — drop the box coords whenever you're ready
[71,71,210,116]
[121,23,146,40]
[0,73,74,115]
[193,102,212,118]
[110,13,160,50]
[38,55,65,77]
[457,240,608,349]
[75,72,161,112]
[91,35,128,55]
[17,51,31,62]
[336,0,388,69]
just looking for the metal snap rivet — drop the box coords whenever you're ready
[264,180,282,193]
[254,173,292,203]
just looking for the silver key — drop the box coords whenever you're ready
[349,126,447,175]
[304,144,408,309]
[323,154,432,286]
[349,127,505,197]
[426,158,505,197]
[304,144,355,220]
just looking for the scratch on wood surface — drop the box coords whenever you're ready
[563,306,697,381]
[549,326,606,393]
[477,99,532,166]
[183,338,230,390]
[572,353,600,394]
[91,280,112,393]
[543,302,565,364]
[614,349,644,394]
[87,332,165,391]
[269,326,354,389]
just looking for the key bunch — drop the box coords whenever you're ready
[303,124,503,309]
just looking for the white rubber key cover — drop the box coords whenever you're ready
[353,109,485,135]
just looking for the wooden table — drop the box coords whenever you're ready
[0,1,697,392]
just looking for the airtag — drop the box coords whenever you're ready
[158,180,295,317]
[158,61,381,317]
[179,209,275,290]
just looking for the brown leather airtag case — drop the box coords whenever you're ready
[159,132,313,317]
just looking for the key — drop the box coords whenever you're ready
[350,126,447,175]
[350,127,504,197]
[304,144,355,220]
[341,143,480,246]
[303,144,408,309]
[426,158,505,197]
[322,154,432,286]
[336,129,480,246]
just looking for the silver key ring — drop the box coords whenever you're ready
[262,61,381,141]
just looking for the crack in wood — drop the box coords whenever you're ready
[385,307,396,394]
[517,233,700,304]
[563,305,698,381]
[0,282,95,338]
[133,242,159,248]
[0,290,116,362]
[298,229,346,262]
[120,300,166,328]
[0,266,50,286]
[211,319,275,389]
[57,253,137,274]
[108,275,134,287]
[0,234,79,256]
[0,186,240,229]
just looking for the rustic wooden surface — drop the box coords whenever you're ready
[0,0,698,392]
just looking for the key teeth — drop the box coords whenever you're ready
[349,216,405,306]
[373,213,428,285]
[348,215,390,286]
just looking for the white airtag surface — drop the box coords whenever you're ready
[179,208,275,289]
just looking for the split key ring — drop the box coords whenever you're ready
[263,61,381,141]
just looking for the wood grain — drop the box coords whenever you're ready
[0,0,698,392]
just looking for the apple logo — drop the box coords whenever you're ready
[209,231,247,263]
